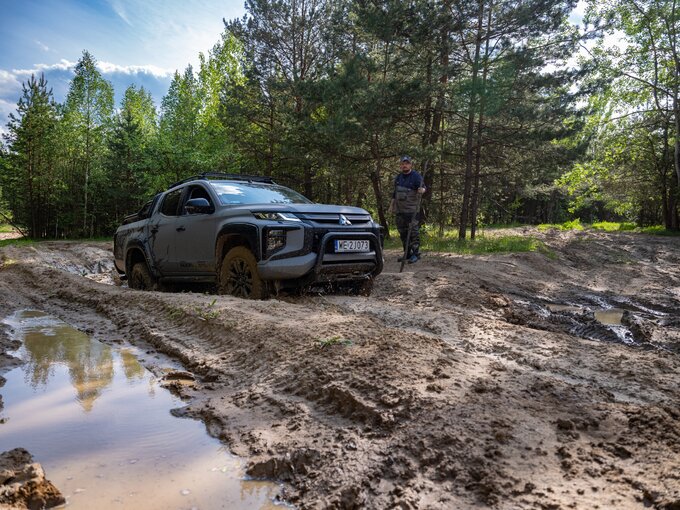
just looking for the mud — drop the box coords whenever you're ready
[1,229,679,509]
[0,448,65,509]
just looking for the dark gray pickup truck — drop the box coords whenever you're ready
[113,174,384,298]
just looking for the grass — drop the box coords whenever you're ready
[537,218,584,231]
[0,238,34,248]
[194,299,220,321]
[535,220,679,236]
[590,222,680,236]
[0,224,15,233]
[591,221,637,232]
[638,225,680,236]
[385,227,555,257]
[318,335,352,348]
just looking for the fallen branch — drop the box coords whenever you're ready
[0,212,28,238]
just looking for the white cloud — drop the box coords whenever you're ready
[0,70,22,96]
[0,98,15,116]
[13,59,76,76]
[101,0,242,71]
[35,40,50,52]
[109,0,131,26]
[97,61,174,79]
[11,60,173,81]
[0,98,16,138]
[0,59,174,131]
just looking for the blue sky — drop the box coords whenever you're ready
[0,0,590,139]
[0,0,246,136]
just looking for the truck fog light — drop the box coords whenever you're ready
[267,229,286,253]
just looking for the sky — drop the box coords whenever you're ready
[0,0,593,140]
[0,0,246,137]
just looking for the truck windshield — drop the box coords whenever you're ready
[210,182,312,205]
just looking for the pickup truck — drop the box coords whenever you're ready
[113,173,384,298]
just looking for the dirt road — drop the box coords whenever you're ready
[1,229,679,509]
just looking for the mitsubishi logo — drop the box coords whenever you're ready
[339,214,352,226]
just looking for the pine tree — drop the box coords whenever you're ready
[1,74,59,237]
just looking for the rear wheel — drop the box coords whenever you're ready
[219,246,268,299]
[129,262,158,291]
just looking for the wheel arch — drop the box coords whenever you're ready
[125,243,155,277]
[215,224,260,271]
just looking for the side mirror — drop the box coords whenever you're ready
[185,198,212,214]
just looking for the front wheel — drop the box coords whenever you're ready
[129,262,158,291]
[219,246,268,299]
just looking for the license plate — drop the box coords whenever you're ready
[335,239,370,253]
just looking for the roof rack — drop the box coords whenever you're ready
[167,172,275,190]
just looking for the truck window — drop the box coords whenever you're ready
[160,189,182,216]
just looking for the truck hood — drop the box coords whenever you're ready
[226,203,372,216]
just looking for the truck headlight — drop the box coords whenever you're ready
[253,212,301,222]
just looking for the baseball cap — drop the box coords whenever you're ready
[400,155,412,163]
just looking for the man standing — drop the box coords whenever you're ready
[388,155,426,263]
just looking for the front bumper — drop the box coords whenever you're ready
[257,230,383,281]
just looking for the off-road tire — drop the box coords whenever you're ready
[129,262,157,291]
[219,246,268,299]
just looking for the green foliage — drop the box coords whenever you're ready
[194,299,220,321]
[0,73,60,238]
[591,221,637,232]
[638,226,680,237]
[386,227,552,256]
[60,50,115,237]
[2,0,675,239]
[0,237,35,248]
[571,0,680,228]
[537,219,584,231]
[318,335,352,348]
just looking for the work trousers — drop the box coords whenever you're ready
[395,212,420,257]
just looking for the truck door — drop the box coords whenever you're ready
[175,184,217,274]
[148,188,183,274]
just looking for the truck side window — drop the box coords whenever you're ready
[160,189,182,216]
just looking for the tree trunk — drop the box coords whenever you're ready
[370,161,389,236]
[421,10,449,224]
[470,0,493,240]
[458,0,485,239]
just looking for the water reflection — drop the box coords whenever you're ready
[22,322,115,411]
[0,310,287,510]
[119,348,145,381]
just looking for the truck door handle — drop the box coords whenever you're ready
[176,226,186,232]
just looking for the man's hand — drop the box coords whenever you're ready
[417,187,426,195]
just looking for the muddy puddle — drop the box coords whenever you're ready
[0,310,287,510]
[508,298,661,347]
[547,304,624,326]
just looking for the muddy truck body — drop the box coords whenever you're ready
[113,174,384,298]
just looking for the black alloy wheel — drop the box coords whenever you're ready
[219,246,267,299]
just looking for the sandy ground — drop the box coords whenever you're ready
[0,229,679,509]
